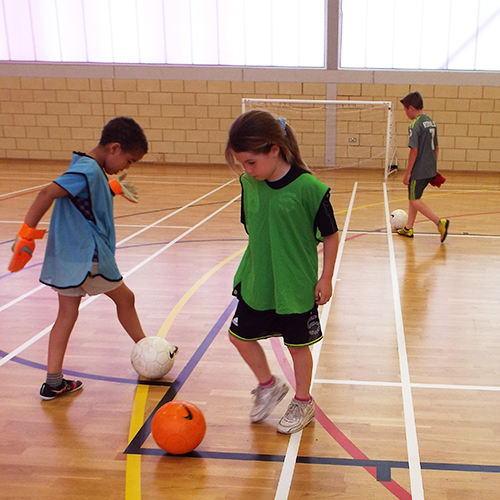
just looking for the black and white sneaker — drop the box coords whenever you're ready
[40,379,83,400]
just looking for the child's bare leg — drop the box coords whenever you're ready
[229,333,272,384]
[409,199,440,225]
[105,282,146,343]
[406,201,419,229]
[47,294,81,374]
[287,346,313,400]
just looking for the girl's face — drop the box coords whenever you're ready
[233,145,289,182]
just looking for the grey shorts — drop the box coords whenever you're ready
[409,178,433,200]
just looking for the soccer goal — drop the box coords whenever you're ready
[242,98,398,179]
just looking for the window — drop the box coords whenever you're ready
[340,0,500,71]
[0,0,326,67]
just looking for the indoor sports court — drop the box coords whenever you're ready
[1,1,500,499]
[1,161,499,499]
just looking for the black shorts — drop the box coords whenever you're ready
[228,296,323,348]
[409,178,433,200]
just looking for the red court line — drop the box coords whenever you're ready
[271,337,412,500]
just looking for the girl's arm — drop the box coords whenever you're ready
[315,231,339,305]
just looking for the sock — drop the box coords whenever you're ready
[46,373,63,388]
[294,395,312,403]
[259,376,275,389]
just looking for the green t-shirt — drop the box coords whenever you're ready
[233,171,329,315]
[408,113,438,180]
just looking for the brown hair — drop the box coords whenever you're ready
[225,110,311,173]
[400,91,424,110]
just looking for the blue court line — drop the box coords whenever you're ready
[134,449,500,482]
[121,300,500,484]
[124,298,237,455]
[0,349,171,387]
[4,289,499,482]
[0,262,42,281]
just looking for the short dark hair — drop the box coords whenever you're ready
[400,91,424,110]
[99,117,148,153]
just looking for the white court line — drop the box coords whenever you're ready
[314,379,500,392]
[0,284,46,314]
[116,179,236,247]
[274,182,358,500]
[115,224,191,229]
[0,183,49,199]
[384,183,425,500]
[0,180,236,313]
[0,192,241,368]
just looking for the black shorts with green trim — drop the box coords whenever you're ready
[228,296,323,347]
[408,177,433,200]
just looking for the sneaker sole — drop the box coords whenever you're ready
[440,220,450,242]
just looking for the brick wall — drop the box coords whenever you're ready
[1,74,499,173]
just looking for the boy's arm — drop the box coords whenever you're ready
[315,231,339,305]
[403,147,418,185]
[24,182,68,227]
[8,182,68,272]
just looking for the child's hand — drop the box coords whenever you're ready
[109,172,139,203]
[315,277,333,305]
[8,223,46,272]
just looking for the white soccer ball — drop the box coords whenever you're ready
[131,337,177,379]
[390,209,408,231]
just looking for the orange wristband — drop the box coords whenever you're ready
[18,222,46,240]
[108,178,122,195]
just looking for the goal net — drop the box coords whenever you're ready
[242,98,398,179]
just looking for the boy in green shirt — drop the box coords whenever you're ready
[398,91,450,242]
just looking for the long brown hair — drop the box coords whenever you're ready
[225,110,311,173]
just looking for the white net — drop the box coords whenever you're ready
[242,98,398,178]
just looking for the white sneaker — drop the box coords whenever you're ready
[250,377,289,423]
[277,397,315,434]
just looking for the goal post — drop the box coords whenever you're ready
[242,98,398,179]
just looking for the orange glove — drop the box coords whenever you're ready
[109,172,139,203]
[8,222,46,273]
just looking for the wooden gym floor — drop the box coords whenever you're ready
[0,161,499,500]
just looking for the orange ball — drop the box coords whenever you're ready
[151,401,206,455]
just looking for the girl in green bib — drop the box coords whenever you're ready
[225,110,339,434]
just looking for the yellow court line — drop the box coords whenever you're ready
[123,182,476,497]
[125,384,149,500]
[335,185,472,215]
[156,248,245,339]
[125,247,245,500]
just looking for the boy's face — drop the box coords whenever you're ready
[404,105,419,120]
[103,143,144,175]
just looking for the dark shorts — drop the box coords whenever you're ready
[228,296,323,348]
[409,178,433,200]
